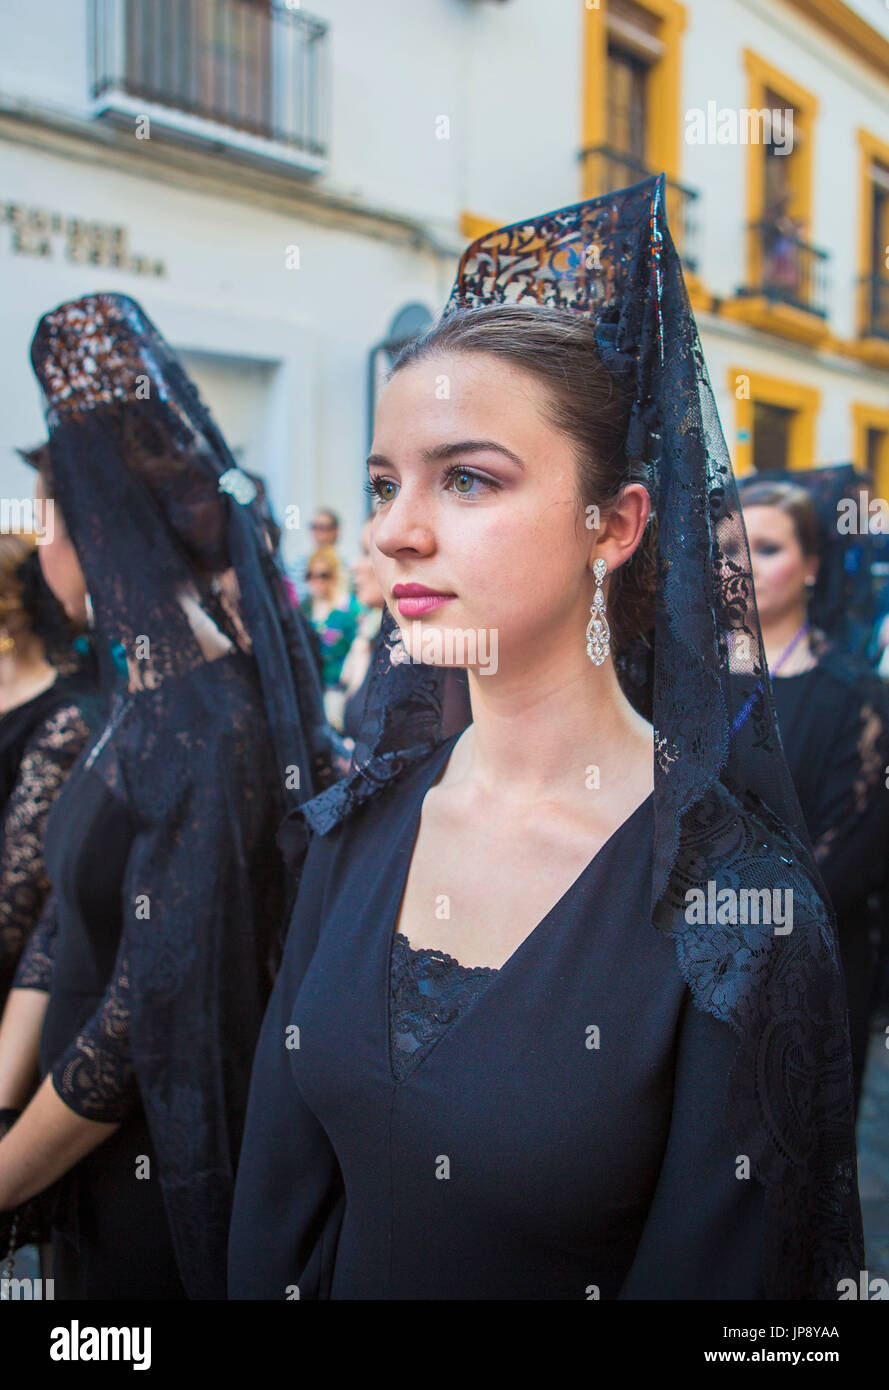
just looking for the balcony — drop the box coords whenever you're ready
[90,0,328,176]
[741,220,830,318]
[579,145,700,276]
[721,219,832,347]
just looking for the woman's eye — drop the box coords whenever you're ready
[445,466,496,498]
[363,476,397,505]
[362,466,499,505]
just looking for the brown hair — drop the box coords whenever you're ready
[307,546,341,586]
[736,478,821,558]
[389,303,657,655]
[0,533,39,632]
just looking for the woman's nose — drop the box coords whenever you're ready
[373,485,435,557]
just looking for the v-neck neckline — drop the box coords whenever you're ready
[383,734,654,1085]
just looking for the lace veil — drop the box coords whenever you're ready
[29,293,338,1297]
[281,175,864,1299]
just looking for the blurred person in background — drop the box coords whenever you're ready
[309,508,342,588]
[310,507,340,549]
[0,534,91,1008]
[739,476,889,1113]
[339,518,385,743]
[301,546,362,726]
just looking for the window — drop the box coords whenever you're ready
[752,402,794,473]
[853,404,889,504]
[856,131,889,342]
[606,44,648,167]
[728,368,820,477]
[581,0,686,195]
[734,52,827,325]
[124,0,273,134]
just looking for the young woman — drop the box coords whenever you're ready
[229,177,863,1300]
[738,476,889,1112]
[0,293,337,1298]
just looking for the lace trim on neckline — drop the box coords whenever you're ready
[393,930,500,976]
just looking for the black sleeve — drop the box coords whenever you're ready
[11,890,59,992]
[228,824,345,1300]
[618,992,766,1300]
[808,683,889,914]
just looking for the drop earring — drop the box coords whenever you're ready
[586,557,610,665]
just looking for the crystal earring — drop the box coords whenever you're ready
[586,557,610,665]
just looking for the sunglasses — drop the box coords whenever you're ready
[307,571,333,581]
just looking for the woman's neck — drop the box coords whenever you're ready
[443,648,654,812]
[760,608,813,674]
[0,644,57,713]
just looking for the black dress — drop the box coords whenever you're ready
[771,657,889,1106]
[229,731,768,1300]
[0,681,89,1005]
[13,745,185,1298]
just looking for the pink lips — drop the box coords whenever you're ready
[392,583,456,618]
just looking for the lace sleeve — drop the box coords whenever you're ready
[0,703,89,999]
[11,890,59,991]
[49,947,135,1124]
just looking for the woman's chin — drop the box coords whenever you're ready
[392,615,498,675]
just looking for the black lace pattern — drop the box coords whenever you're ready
[389,931,498,1082]
[13,889,59,991]
[0,702,90,999]
[654,780,862,1300]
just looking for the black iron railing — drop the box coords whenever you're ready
[91,0,327,158]
[858,273,889,340]
[742,220,830,318]
[579,145,700,275]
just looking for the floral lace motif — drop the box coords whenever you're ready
[51,953,135,1122]
[389,931,498,1082]
[654,780,863,1301]
[13,890,59,990]
[0,703,90,997]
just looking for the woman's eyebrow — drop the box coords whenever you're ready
[366,440,525,471]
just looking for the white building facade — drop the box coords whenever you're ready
[0,0,887,573]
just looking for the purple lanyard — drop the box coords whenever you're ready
[730,622,810,737]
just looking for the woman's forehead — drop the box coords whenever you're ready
[374,357,552,454]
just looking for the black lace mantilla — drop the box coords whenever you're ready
[654,780,863,1301]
